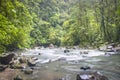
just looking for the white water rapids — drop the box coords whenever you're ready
[19,47,120,80]
[21,48,106,64]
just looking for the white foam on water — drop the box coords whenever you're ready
[86,50,105,57]
[80,74,89,79]
[21,48,108,64]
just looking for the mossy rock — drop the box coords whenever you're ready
[19,57,27,63]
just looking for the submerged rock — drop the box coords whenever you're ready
[80,66,91,71]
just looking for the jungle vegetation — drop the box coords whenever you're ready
[0,0,120,53]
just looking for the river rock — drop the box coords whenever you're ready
[27,60,36,67]
[31,57,38,61]
[11,63,27,69]
[76,74,82,80]
[0,65,8,71]
[80,66,91,70]
[24,68,33,74]
[58,57,66,61]
[49,43,54,48]
[76,71,108,80]
[83,51,88,54]
[105,49,114,52]
[98,75,109,80]
[14,75,23,80]
[0,53,15,65]
[19,57,27,63]
[64,49,70,53]
[38,53,41,55]
[115,47,120,52]
[76,74,108,80]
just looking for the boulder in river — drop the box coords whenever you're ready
[49,43,54,48]
[80,66,91,71]
[19,57,27,63]
[14,75,23,80]
[0,53,15,65]
[27,59,36,67]
[64,49,70,53]
[11,63,27,69]
[0,65,8,71]
[24,68,33,74]
[115,47,120,52]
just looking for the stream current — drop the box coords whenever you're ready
[20,48,120,80]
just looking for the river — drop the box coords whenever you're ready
[20,48,120,80]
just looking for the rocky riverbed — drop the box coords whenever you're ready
[0,47,120,80]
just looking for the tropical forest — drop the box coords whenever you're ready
[0,0,120,80]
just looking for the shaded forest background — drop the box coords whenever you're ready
[0,0,120,53]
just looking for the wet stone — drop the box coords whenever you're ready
[0,53,15,65]
[80,66,91,71]
[19,57,27,63]
[14,75,23,80]
[76,71,109,80]
[64,49,70,53]
[27,59,36,67]
[0,65,8,71]
[24,68,33,74]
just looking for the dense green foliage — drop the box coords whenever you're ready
[63,0,120,47]
[0,0,32,53]
[0,0,120,53]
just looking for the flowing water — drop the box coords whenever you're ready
[20,48,120,80]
